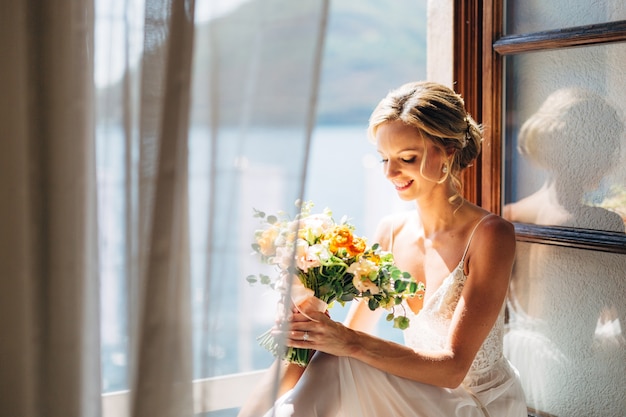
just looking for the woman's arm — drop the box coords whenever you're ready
[285,215,516,389]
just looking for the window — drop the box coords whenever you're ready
[96,2,428,414]
[458,1,626,415]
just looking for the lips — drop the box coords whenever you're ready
[393,180,413,191]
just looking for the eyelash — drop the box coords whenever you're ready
[380,157,416,164]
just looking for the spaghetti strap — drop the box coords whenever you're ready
[460,214,493,263]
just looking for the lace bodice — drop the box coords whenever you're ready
[403,261,505,387]
[399,214,506,388]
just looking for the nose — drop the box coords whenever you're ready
[384,159,399,179]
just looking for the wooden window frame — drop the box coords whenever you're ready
[454,1,626,254]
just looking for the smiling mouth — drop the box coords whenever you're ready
[394,180,413,191]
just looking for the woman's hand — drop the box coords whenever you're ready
[275,309,358,357]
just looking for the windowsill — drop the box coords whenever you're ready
[102,370,266,416]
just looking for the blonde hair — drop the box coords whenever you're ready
[368,81,482,204]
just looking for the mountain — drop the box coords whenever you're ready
[315,0,427,124]
[97,0,427,126]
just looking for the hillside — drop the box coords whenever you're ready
[315,0,427,124]
[97,0,427,126]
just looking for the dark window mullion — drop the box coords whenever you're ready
[494,20,626,55]
[514,223,626,254]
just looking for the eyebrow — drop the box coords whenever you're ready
[377,147,422,154]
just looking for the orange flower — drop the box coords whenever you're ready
[347,237,366,257]
[323,225,354,253]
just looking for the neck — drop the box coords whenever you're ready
[414,185,464,237]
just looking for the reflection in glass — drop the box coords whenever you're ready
[504,242,626,416]
[502,47,626,415]
[503,44,626,229]
[504,0,626,35]
[503,87,625,232]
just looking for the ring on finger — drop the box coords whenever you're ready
[303,331,309,342]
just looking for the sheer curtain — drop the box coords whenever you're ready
[0,1,100,416]
[0,0,328,416]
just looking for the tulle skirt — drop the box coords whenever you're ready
[263,352,527,417]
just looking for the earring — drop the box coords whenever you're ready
[442,165,448,173]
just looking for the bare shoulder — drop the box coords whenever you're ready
[466,213,516,275]
[461,202,515,243]
[373,210,414,251]
[479,213,515,239]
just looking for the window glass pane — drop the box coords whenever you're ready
[504,241,626,416]
[97,125,129,393]
[197,0,426,381]
[504,0,626,34]
[502,43,626,232]
[95,0,145,394]
[96,0,427,399]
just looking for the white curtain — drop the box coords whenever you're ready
[0,0,328,416]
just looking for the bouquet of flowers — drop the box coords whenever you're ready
[247,200,424,366]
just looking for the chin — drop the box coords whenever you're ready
[396,192,416,202]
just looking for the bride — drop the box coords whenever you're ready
[238,81,527,417]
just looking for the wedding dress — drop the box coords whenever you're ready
[262,216,527,417]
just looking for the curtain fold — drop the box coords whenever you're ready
[0,1,101,417]
[1,0,327,414]
[131,0,195,416]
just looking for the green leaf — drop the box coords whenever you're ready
[318,284,332,297]
[260,274,271,285]
[386,312,394,322]
[246,275,257,284]
[267,215,278,224]
[393,316,410,330]
[340,293,355,302]
[394,279,408,292]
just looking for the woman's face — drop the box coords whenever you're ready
[376,120,447,201]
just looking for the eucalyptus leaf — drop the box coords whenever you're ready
[260,274,271,285]
[394,316,410,330]
[394,280,407,292]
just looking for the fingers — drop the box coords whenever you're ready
[270,327,313,346]
[288,330,311,342]
[290,310,314,323]
[271,311,330,346]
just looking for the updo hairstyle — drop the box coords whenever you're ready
[368,81,483,203]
